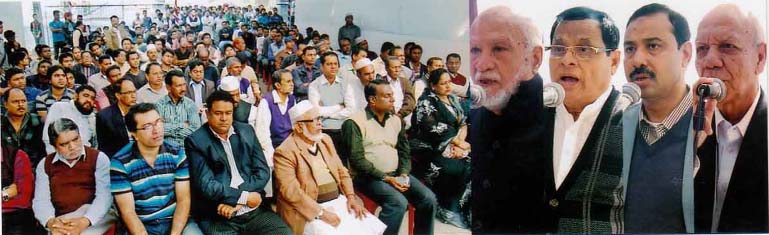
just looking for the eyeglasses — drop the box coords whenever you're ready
[298,117,321,123]
[545,45,614,60]
[136,118,165,132]
[118,90,136,95]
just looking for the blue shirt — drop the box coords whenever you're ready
[110,141,190,222]
[49,20,65,43]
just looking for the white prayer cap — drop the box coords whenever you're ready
[219,76,240,92]
[354,58,373,70]
[289,100,319,125]
[354,37,367,44]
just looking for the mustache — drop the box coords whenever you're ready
[629,65,656,81]
[474,71,501,81]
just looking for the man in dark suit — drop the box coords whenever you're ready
[186,60,215,111]
[96,78,135,157]
[542,7,624,233]
[184,90,291,235]
[693,4,768,233]
[469,6,548,233]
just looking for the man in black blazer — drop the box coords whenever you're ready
[693,4,768,233]
[469,6,549,233]
[96,78,135,157]
[184,90,291,235]
[186,60,215,110]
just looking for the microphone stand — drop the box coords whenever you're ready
[693,84,719,232]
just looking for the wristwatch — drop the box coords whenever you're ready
[314,208,324,220]
[2,188,8,202]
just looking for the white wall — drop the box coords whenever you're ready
[477,0,768,88]
[295,0,470,75]
[0,0,35,48]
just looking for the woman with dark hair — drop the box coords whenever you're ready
[409,68,471,229]
[216,43,237,73]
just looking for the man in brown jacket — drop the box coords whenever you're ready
[274,101,385,235]
[104,15,130,50]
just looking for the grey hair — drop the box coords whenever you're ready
[383,56,400,68]
[47,118,79,145]
[226,57,241,68]
[272,69,292,85]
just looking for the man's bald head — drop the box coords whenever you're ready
[700,4,765,46]
[696,3,767,114]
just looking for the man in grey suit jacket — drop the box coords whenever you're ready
[186,60,215,110]
[620,4,695,233]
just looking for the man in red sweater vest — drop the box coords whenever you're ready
[32,118,116,235]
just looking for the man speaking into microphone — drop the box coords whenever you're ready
[540,6,624,233]
[619,4,696,233]
[692,4,768,233]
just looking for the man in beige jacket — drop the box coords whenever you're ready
[274,101,385,235]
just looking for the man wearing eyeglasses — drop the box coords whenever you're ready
[620,4,695,233]
[542,6,624,233]
[692,4,767,233]
[96,78,136,157]
[110,103,204,235]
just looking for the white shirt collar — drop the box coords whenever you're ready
[189,79,206,86]
[715,87,761,137]
[270,90,289,104]
[318,74,342,85]
[556,85,613,121]
[51,148,86,167]
[210,126,236,142]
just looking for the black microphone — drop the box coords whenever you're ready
[694,78,727,131]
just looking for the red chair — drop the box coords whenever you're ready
[356,192,415,235]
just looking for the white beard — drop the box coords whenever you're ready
[302,125,323,142]
[477,63,528,112]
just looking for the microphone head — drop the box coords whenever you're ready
[697,78,727,101]
[543,82,565,107]
[710,78,727,101]
[622,82,642,104]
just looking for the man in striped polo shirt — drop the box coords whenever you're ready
[34,65,75,121]
[110,103,203,235]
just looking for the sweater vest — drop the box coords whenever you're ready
[43,147,99,216]
[349,111,401,175]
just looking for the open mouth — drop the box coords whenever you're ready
[476,77,499,87]
[559,75,580,87]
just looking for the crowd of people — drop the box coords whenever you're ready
[0,3,478,235]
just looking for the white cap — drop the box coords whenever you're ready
[219,76,240,92]
[354,37,367,44]
[354,58,373,70]
[289,100,319,125]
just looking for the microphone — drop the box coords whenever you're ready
[696,78,727,101]
[543,82,565,108]
[694,78,727,130]
[617,83,642,109]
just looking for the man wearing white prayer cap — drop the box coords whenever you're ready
[219,75,257,128]
[274,100,386,235]
[348,58,376,112]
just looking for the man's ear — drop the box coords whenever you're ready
[609,50,621,75]
[529,46,544,77]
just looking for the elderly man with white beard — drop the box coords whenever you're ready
[469,6,549,233]
[273,101,385,235]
